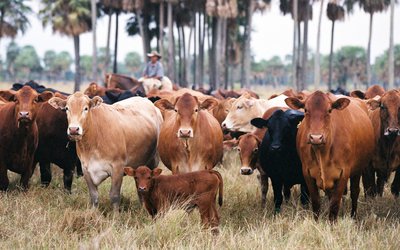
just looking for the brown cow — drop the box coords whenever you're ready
[124,166,223,233]
[363,90,400,197]
[49,93,163,210]
[212,98,235,125]
[350,84,385,100]
[0,86,53,190]
[155,93,223,174]
[286,91,375,221]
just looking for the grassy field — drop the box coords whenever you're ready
[1,151,400,249]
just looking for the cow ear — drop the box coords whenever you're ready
[331,98,350,110]
[251,118,268,128]
[48,97,67,109]
[124,167,135,176]
[223,138,239,151]
[367,99,381,110]
[285,97,304,110]
[287,110,305,127]
[154,99,174,111]
[152,168,162,176]
[243,99,254,108]
[90,96,103,108]
[350,90,365,100]
[200,98,218,111]
[0,90,16,102]
[37,91,54,102]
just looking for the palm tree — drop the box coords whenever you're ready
[327,2,344,90]
[314,0,325,89]
[91,0,97,81]
[388,0,395,88]
[358,0,388,86]
[40,0,92,92]
[0,0,32,46]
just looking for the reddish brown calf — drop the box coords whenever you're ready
[124,166,223,232]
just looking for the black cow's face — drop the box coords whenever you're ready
[251,109,304,153]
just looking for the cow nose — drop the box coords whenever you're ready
[19,111,29,118]
[68,127,80,135]
[240,167,253,175]
[222,122,227,129]
[271,145,281,151]
[179,129,192,138]
[309,134,324,145]
[138,186,146,192]
[385,127,399,136]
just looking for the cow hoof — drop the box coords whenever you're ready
[274,207,281,214]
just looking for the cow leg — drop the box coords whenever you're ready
[362,164,376,197]
[76,160,83,177]
[83,171,99,208]
[198,204,211,228]
[376,171,387,197]
[271,179,283,213]
[210,204,220,235]
[391,168,400,197]
[258,173,269,209]
[300,183,309,206]
[304,176,320,220]
[39,161,52,187]
[109,167,124,212]
[20,167,33,191]
[283,184,291,202]
[63,167,74,193]
[350,175,361,219]
[328,178,347,222]
[0,165,9,191]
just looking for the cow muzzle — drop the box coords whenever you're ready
[178,128,193,138]
[308,134,325,145]
[384,127,400,136]
[240,166,254,175]
[137,186,148,192]
[18,111,32,123]
[270,144,281,151]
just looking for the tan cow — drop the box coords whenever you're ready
[49,93,163,210]
[155,93,223,174]
[222,93,289,133]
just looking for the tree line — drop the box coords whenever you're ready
[0,0,397,91]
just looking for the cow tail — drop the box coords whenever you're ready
[211,170,223,207]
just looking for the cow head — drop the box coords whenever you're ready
[368,90,400,137]
[285,91,350,146]
[124,166,162,193]
[236,134,260,175]
[251,109,304,152]
[48,92,103,141]
[213,98,234,125]
[155,93,218,138]
[221,93,258,133]
[0,86,53,127]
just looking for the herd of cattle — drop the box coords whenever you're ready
[1,77,400,232]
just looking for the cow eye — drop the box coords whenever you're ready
[304,109,308,113]
[84,107,89,112]
[237,148,241,152]
[194,109,198,112]
[328,109,332,113]
[237,106,243,110]
[65,107,69,111]
[253,148,258,153]
[34,98,38,103]
[174,109,178,112]
[380,104,386,109]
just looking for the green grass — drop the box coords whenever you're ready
[1,151,400,249]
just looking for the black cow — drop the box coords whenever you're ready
[12,80,71,96]
[330,87,350,96]
[251,109,308,212]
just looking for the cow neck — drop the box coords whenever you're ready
[142,178,159,208]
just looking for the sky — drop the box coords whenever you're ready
[0,0,399,64]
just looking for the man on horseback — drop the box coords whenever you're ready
[140,51,173,94]
[142,51,164,80]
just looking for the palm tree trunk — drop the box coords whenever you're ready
[188,19,193,86]
[242,0,254,89]
[193,13,197,87]
[210,17,218,90]
[301,3,310,90]
[159,1,164,62]
[198,11,205,88]
[105,12,112,77]
[167,2,175,81]
[314,0,324,89]
[328,20,335,90]
[0,7,5,51]
[137,10,148,62]
[219,18,227,88]
[367,12,373,87]
[388,0,395,89]
[297,21,302,90]
[113,12,119,73]
[91,0,97,81]
[292,0,298,90]
[181,25,187,87]
[177,22,182,85]
[73,35,81,92]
